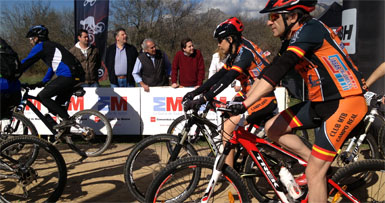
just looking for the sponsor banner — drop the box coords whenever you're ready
[341,8,357,54]
[23,87,287,135]
[24,88,141,135]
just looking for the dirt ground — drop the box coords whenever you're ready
[57,142,139,202]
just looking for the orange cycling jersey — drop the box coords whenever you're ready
[286,19,365,101]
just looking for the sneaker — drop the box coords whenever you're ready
[53,119,75,129]
[295,173,307,186]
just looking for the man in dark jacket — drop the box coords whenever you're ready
[132,38,171,92]
[105,28,138,87]
[70,29,101,87]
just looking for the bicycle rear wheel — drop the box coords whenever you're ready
[66,109,112,157]
[145,156,251,203]
[0,136,67,202]
[123,134,198,202]
[330,159,385,202]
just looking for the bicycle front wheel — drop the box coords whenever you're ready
[123,134,198,202]
[330,159,385,202]
[145,156,251,203]
[67,109,112,157]
[0,112,38,140]
[0,136,67,202]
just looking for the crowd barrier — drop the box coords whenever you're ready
[23,87,288,135]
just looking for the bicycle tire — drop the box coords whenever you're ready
[373,115,385,158]
[145,156,251,203]
[123,134,198,202]
[0,136,67,202]
[330,159,385,202]
[66,109,112,157]
[0,112,38,140]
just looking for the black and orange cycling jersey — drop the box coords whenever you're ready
[261,18,366,102]
[195,37,271,101]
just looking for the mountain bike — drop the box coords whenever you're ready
[145,106,385,202]
[124,99,226,202]
[16,83,113,158]
[0,135,67,202]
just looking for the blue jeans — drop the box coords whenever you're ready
[111,78,134,87]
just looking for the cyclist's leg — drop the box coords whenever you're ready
[222,114,241,167]
[307,95,367,202]
[264,101,317,161]
[38,76,73,119]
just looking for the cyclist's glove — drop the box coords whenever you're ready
[183,92,196,103]
[184,97,205,111]
[228,101,247,115]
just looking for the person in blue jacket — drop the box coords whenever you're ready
[21,25,85,129]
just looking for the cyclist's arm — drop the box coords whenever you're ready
[42,68,54,83]
[244,51,300,107]
[202,69,240,101]
[192,67,228,95]
[366,62,385,87]
[21,43,44,73]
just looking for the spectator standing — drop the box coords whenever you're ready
[132,38,171,92]
[105,28,138,87]
[208,48,226,78]
[70,29,101,87]
[171,38,205,88]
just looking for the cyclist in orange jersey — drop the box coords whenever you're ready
[183,17,276,167]
[228,0,367,201]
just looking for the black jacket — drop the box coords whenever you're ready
[105,43,138,85]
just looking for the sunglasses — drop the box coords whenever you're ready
[268,13,280,22]
[217,38,225,43]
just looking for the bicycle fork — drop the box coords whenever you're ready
[200,142,231,203]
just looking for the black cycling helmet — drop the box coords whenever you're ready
[260,0,317,13]
[26,25,49,40]
[213,17,244,38]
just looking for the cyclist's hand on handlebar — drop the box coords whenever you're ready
[227,101,247,115]
[183,97,205,111]
[182,92,196,103]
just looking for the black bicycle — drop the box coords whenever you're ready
[0,135,67,202]
[16,83,113,158]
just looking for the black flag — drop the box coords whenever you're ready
[74,0,109,80]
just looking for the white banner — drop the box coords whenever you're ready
[341,8,357,54]
[23,87,287,135]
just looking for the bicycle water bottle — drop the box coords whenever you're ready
[279,166,303,199]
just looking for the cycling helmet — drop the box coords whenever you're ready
[260,0,317,13]
[213,17,244,38]
[26,25,49,40]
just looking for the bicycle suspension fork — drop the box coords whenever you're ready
[200,141,233,203]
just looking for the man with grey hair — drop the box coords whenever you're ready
[105,28,138,87]
[132,38,171,92]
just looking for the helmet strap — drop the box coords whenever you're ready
[280,13,300,41]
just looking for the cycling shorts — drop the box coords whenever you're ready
[280,95,367,161]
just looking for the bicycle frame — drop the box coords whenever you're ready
[201,125,360,203]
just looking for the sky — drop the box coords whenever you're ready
[0,0,339,19]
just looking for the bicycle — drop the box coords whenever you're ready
[145,106,385,202]
[16,83,113,158]
[0,135,67,202]
[124,99,226,202]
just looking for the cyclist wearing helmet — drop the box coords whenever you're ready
[229,0,367,201]
[21,25,85,129]
[183,17,275,167]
